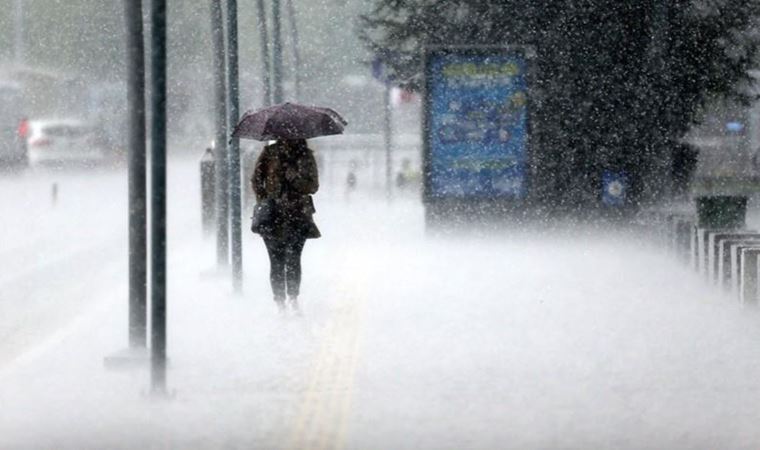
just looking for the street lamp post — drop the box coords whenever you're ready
[149,0,168,395]
[227,0,243,292]
[103,0,149,372]
[255,0,272,106]
[647,1,672,201]
[125,0,148,349]
[271,0,284,103]
[285,0,301,101]
[384,84,393,199]
[211,0,230,268]
[14,0,25,65]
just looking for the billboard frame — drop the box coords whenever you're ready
[421,45,536,221]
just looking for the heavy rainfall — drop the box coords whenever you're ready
[2,0,760,449]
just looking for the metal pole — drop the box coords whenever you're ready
[125,0,148,349]
[211,0,230,267]
[201,148,216,235]
[384,83,393,199]
[227,0,243,292]
[285,0,301,101]
[271,0,284,104]
[656,1,673,200]
[641,0,671,203]
[149,0,168,394]
[14,0,24,65]
[255,0,272,106]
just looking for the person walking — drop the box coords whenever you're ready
[252,138,320,313]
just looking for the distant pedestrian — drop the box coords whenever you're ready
[252,138,320,314]
[395,158,414,189]
[345,159,358,201]
[347,170,357,190]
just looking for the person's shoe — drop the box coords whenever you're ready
[288,296,302,316]
[275,299,287,315]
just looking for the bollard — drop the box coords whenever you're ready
[674,218,694,263]
[201,148,215,235]
[51,182,58,206]
[695,195,748,277]
[717,235,760,288]
[345,159,358,200]
[698,228,724,277]
[708,231,759,284]
[740,248,760,305]
[730,242,760,296]
[690,224,700,271]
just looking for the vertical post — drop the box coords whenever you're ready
[14,0,24,65]
[227,0,243,293]
[746,250,760,303]
[255,0,272,106]
[285,0,301,101]
[271,0,284,104]
[125,0,148,349]
[383,83,393,199]
[644,1,672,202]
[150,0,168,394]
[201,148,216,235]
[211,0,230,267]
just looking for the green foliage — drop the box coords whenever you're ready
[360,0,760,207]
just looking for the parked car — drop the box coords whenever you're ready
[0,84,28,167]
[27,119,106,166]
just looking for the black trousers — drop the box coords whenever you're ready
[263,235,307,301]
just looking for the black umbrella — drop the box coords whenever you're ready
[231,102,347,141]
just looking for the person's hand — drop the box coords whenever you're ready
[285,167,297,181]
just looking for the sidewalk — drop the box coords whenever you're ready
[3,192,760,449]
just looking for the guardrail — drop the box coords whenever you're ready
[641,195,760,305]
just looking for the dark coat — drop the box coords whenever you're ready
[252,141,320,239]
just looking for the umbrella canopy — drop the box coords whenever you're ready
[231,102,348,141]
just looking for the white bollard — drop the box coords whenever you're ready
[740,248,760,305]
[706,231,758,284]
[697,229,717,277]
[731,243,760,297]
[718,238,760,288]
[691,225,699,271]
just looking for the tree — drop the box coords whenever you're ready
[359,0,760,210]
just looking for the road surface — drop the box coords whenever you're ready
[2,157,760,449]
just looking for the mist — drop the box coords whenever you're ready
[3,1,760,449]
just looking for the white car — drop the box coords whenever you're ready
[27,119,105,166]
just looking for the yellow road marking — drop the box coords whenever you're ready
[288,262,368,450]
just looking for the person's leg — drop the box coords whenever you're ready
[263,237,287,307]
[284,236,307,307]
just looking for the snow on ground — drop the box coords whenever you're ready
[0,164,129,368]
[2,156,760,449]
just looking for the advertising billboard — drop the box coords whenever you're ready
[423,47,531,201]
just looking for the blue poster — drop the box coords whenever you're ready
[426,50,529,198]
[601,171,628,206]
